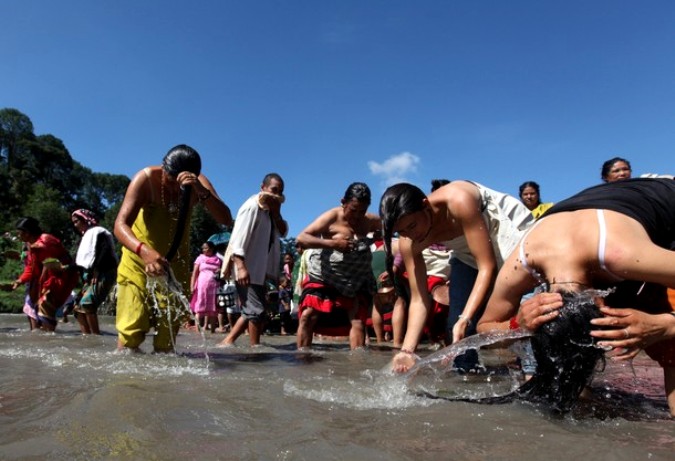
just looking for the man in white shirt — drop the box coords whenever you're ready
[218,173,288,346]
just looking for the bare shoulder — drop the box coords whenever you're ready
[125,166,159,202]
[303,206,341,233]
[430,181,480,218]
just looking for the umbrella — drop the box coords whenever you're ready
[208,231,231,246]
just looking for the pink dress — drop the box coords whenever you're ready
[191,254,222,315]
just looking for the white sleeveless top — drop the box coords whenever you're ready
[442,182,534,270]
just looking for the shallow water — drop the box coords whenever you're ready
[0,314,673,461]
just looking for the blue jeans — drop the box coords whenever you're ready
[447,258,486,371]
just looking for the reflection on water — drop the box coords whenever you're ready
[0,314,673,460]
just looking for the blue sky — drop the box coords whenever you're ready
[3,1,674,236]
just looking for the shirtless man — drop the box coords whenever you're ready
[295,182,382,350]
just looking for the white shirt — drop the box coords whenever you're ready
[227,194,285,285]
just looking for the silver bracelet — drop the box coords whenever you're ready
[458,314,473,327]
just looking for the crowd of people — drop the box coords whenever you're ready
[4,150,674,416]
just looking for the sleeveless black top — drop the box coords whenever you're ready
[543,178,675,249]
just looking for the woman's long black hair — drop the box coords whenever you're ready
[516,292,607,412]
[163,144,202,262]
[378,183,427,286]
[421,291,607,414]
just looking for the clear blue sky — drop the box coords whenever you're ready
[3,1,674,236]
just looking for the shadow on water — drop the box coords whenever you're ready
[182,350,327,366]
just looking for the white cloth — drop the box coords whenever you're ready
[220,194,286,285]
[75,226,115,270]
[442,182,534,270]
[423,247,452,280]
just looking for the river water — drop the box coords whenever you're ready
[0,314,672,460]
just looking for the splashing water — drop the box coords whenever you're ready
[146,268,210,363]
[405,288,618,403]
[403,330,534,401]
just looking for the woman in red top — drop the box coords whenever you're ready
[12,217,79,331]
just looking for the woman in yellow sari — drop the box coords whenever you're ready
[114,145,233,352]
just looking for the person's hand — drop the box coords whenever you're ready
[518,292,563,331]
[176,171,200,189]
[234,263,250,287]
[378,272,390,283]
[258,192,284,212]
[265,194,283,216]
[451,316,471,343]
[332,236,355,253]
[391,350,418,373]
[139,245,168,276]
[590,305,671,360]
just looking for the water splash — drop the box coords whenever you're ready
[146,268,210,364]
[403,330,534,401]
[283,368,435,410]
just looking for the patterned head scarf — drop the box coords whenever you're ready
[71,209,98,227]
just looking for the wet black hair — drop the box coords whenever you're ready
[379,183,427,289]
[516,292,606,412]
[162,144,202,177]
[601,157,631,181]
[422,292,608,414]
[16,217,42,236]
[163,144,201,261]
[343,182,371,206]
[430,179,450,192]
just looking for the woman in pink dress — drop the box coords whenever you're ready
[190,241,222,332]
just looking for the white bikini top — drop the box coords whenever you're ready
[518,209,623,285]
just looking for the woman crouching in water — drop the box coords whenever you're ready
[379,180,533,373]
[478,178,675,416]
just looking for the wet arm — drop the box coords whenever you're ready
[114,170,166,274]
[296,209,347,252]
[451,196,497,341]
[391,241,430,372]
[194,174,233,227]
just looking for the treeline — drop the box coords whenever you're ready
[0,107,226,312]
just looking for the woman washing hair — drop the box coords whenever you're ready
[114,144,233,352]
[379,180,533,373]
[477,178,675,416]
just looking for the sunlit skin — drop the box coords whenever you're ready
[389,181,499,373]
[113,161,233,352]
[476,209,675,416]
[114,166,232,278]
[295,195,382,350]
[519,186,540,211]
[604,161,632,182]
[392,209,433,244]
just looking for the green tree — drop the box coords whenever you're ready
[0,108,34,172]
[189,204,227,261]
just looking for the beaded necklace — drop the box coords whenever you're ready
[161,170,180,221]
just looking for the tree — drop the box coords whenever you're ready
[0,108,34,172]
[189,204,227,261]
